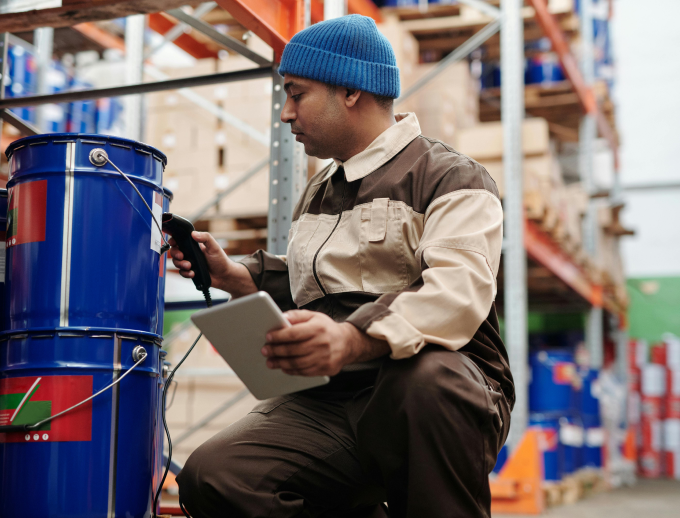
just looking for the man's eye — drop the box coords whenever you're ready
[292,94,302,101]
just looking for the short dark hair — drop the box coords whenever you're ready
[326,84,394,112]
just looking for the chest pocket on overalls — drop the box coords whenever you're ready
[287,217,321,304]
[359,198,409,293]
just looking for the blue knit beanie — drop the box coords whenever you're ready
[278,14,400,99]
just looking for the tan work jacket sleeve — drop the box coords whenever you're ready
[347,189,503,359]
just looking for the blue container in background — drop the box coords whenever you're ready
[530,414,563,481]
[69,80,97,133]
[559,415,585,475]
[493,443,509,474]
[529,349,577,414]
[578,368,601,425]
[0,134,169,517]
[7,45,36,124]
[0,189,7,332]
[525,54,565,85]
[96,98,123,134]
[583,425,604,468]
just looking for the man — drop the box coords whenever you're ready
[174,14,513,518]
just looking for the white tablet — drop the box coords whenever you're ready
[190,291,329,400]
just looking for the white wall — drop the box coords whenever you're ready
[612,0,680,277]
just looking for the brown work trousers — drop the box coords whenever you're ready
[177,348,511,518]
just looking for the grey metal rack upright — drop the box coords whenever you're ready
[500,0,528,451]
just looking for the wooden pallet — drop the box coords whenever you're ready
[542,469,608,507]
[480,81,617,144]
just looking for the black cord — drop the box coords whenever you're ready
[102,155,171,254]
[179,498,191,518]
[153,292,212,518]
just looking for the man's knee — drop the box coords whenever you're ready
[176,434,254,517]
[375,348,483,413]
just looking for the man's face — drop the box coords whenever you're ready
[281,75,347,159]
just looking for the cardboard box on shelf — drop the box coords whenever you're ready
[454,118,551,161]
[378,14,420,84]
[477,153,559,198]
[401,61,479,142]
[145,58,219,110]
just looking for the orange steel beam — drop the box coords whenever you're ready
[214,0,305,61]
[311,1,324,24]
[524,219,603,308]
[348,0,382,22]
[73,22,126,53]
[527,0,619,165]
[148,13,219,59]
[310,1,382,24]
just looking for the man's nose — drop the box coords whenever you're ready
[280,97,295,124]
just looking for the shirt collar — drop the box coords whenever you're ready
[317,112,421,184]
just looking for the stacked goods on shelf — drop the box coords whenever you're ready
[380,13,479,142]
[596,204,629,302]
[628,337,680,479]
[145,51,272,221]
[2,44,123,134]
[400,61,479,143]
[453,118,588,253]
[146,59,222,217]
[378,15,419,87]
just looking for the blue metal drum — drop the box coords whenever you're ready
[0,134,169,518]
[0,189,7,332]
[529,349,577,414]
[530,414,563,481]
[559,415,585,475]
[0,329,162,517]
[4,134,167,334]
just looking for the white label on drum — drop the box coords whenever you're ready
[150,192,163,254]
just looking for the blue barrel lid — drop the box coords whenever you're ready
[5,133,167,166]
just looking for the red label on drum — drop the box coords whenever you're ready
[6,180,48,248]
[0,375,93,443]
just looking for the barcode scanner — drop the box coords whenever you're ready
[161,213,212,304]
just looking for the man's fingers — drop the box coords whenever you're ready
[266,355,317,371]
[262,342,315,358]
[192,231,223,256]
[267,320,318,344]
[281,366,324,377]
[283,310,316,325]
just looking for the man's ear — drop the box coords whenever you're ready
[344,88,362,108]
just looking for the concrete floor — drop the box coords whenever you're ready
[500,479,680,518]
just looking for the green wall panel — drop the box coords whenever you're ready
[627,276,680,342]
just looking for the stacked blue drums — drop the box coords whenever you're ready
[0,134,170,518]
[578,368,604,468]
[529,349,602,481]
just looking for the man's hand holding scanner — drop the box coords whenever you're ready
[168,231,258,299]
[263,310,390,377]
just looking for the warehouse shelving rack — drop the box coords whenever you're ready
[0,0,626,513]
